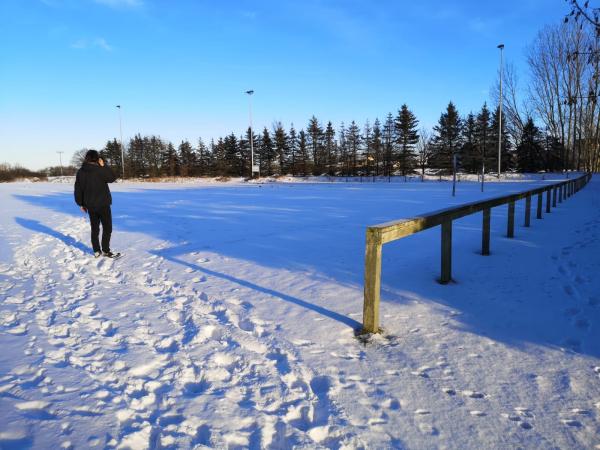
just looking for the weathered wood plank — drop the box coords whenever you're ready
[362,228,382,333]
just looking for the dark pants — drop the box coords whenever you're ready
[88,206,112,253]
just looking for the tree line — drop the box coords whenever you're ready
[83,97,573,180]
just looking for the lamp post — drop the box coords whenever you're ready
[497,43,504,179]
[116,105,125,179]
[57,151,64,176]
[245,90,257,178]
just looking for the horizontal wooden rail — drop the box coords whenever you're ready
[362,173,592,334]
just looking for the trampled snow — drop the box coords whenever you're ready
[0,176,598,449]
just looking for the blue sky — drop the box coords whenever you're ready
[0,0,568,170]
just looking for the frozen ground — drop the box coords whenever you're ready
[0,175,598,449]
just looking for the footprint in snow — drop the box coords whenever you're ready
[462,390,484,399]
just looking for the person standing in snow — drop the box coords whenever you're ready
[74,150,120,258]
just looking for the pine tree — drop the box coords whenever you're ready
[288,125,298,176]
[395,104,419,176]
[297,130,309,176]
[127,134,148,177]
[259,128,275,176]
[475,103,493,175]
[382,113,395,178]
[223,133,240,176]
[363,120,372,176]
[272,122,288,175]
[307,116,324,174]
[461,113,478,173]
[178,140,195,177]
[162,142,179,177]
[196,138,208,176]
[338,122,348,176]
[516,118,544,173]
[102,139,123,176]
[146,136,164,177]
[372,119,382,176]
[432,102,463,174]
[346,121,361,176]
[324,121,336,175]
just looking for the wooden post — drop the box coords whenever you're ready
[553,187,557,207]
[507,202,514,238]
[546,189,551,213]
[525,194,531,227]
[363,229,382,333]
[559,185,563,203]
[482,208,491,254]
[536,193,542,219]
[440,221,452,284]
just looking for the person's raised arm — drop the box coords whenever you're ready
[98,158,117,183]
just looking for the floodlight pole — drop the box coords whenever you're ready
[497,44,504,179]
[116,105,125,179]
[57,151,64,176]
[245,90,257,178]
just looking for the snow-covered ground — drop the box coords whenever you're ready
[0,175,598,449]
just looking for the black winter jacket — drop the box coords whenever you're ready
[74,163,117,210]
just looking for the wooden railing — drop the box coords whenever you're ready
[362,173,593,334]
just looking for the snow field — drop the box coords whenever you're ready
[0,176,599,449]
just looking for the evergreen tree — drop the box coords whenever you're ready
[395,104,419,176]
[475,103,493,175]
[272,122,288,175]
[162,142,179,177]
[346,121,361,176]
[288,125,298,176]
[212,138,227,176]
[259,127,275,176]
[364,120,372,176]
[382,113,395,177]
[431,102,463,174]
[196,138,209,176]
[178,140,195,177]
[146,136,164,177]
[306,116,324,174]
[372,119,383,176]
[324,121,336,175]
[297,130,309,176]
[461,113,478,173]
[338,122,348,176]
[223,133,241,176]
[127,134,148,177]
[102,139,123,176]
[516,118,544,172]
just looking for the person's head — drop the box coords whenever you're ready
[84,150,100,164]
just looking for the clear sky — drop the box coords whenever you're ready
[0,0,568,170]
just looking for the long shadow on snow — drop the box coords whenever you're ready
[152,247,361,329]
[15,217,92,254]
